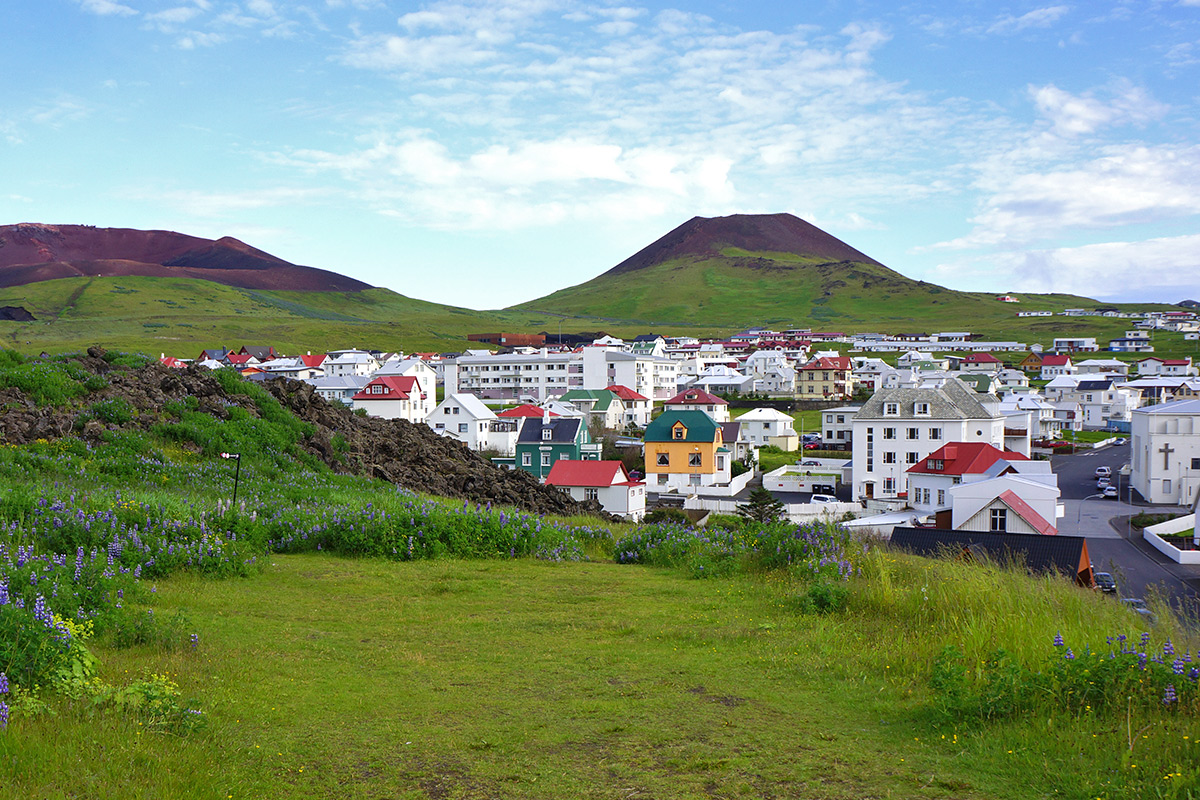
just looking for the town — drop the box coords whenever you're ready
[162,304,1200,600]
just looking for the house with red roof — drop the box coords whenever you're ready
[497,404,558,420]
[1138,357,1196,378]
[906,442,1060,533]
[159,354,188,369]
[796,356,853,400]
[545,460,646,521]
[1039,354,1075,380]
[350,375,429,423]
[607,384,652,428]
[226,353,260,369]
[663,387,730,422]
[958,352,1003,374]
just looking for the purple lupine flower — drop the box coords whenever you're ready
[0,701,8,730]
[190,633,199,649]
[1053,632,1064,647]
[1164,640,1175,657]
[1140,632,1151,648]
[1173,660,1185,675]
[0,673,8,694]
[1163,684,1177,705]
[1065,649,1075,660]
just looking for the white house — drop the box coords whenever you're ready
[350,375,429,423]
[376,356,439,398]
[324,349,381,378]
[1131,399,1200,506]
[607,384,653,429]
[851,377,1006,501]
[663,387,730,422]
[1138,357,1196,378]
[821,405,860,448]
[427,393,500,452]
[545,460,646,521]
[736,408,799,449]
[446,348,578,401]
[580,347,679,400]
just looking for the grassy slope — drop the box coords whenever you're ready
[6,552,1190,800]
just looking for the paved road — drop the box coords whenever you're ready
[1052,447,1200,620]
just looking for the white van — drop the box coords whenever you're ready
[810,494,837,504]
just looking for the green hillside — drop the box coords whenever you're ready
[511,248,1178,340]
[0,276,573,355]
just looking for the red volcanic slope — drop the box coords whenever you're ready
[0,224,372,292]
[602,212,883,277]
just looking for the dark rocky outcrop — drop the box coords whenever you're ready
[0,306,34,321]
[0,348,598,518]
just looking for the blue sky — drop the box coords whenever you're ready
[3,1,1200,309]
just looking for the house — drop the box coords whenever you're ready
[545,460,646,521]
[607,384,653,429]
[1052,337,1099,352]
[197,347,231,363]
[426,393,502,453]
[643,410,732,492]
[850,377,1006,501]
[796,356,854,400]
[663,388,730,422]
[305,375,370,405]
[238,345,279,361]
[559,389,625,431]
[159,354,188,369]
[324,349,381,378]
[350,375,428,423]
[1130,399,1200,506]
[889,528,1092,586]
[906,442,1059,530]
[959,352,1004,374]
[998,393,1066,442]
[821,405,860,449]
[1138,357,1196,378]
[1039,354,1074,380]
[1017,352,1043,373]
[690,365,756,396]
[718,421,757,463]
[1075,358,1130,377]
[514,415,601,480]
[736,408,799,450]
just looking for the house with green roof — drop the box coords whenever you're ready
[558,388,624,431]
[643,410,732,492]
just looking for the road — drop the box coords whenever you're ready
[1052,446,1200,620]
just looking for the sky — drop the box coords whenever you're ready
[3,1,1200,309]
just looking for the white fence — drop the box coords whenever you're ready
[1143,514,1200,564]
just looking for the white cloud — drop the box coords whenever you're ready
[341,34,499,70]
[988,5,1070,35]
[76,0,138,17]
[143,6,203,32]
[1031,82,1168,136]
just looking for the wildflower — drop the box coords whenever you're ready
[1164,640,1175,657]
[0,673,8,694]
[1065,649,1075,660]
[190,633,199,649]
[1053,632,1064,647]
[1163,684,1177,705]
[0,701,7,730]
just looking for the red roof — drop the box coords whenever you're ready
[299,353,327,368]
[996,490,1057,535]
[226,353,255,366]
[607,384,649,402]
[159,356,187,369]
[666,388,727,406]
[800,356,851,371]
[963,352,1002,364]
[497,404,558,418]
[545,460,641,487]
[351,375,422,401]
[1041,354,1071,366]
[907,442,1027,476]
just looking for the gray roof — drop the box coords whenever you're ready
[856,378,999,421]
[517,417,583,444]
[1076,379,1114,391]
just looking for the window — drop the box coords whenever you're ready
[915,402,930,416]
[584,488,598,501]
[452,407,459,415]
[560,453,569,460]
[689,453,702,467]
[656,452,670,467]
[826,414,833,424]
[883,477,896,493]
[1192,458,1200,470]
[1163,479,1172,494]
[435,423,444,430]
[542,428,552,440]
[990,508,1007,532]
[673,426,685,440]
[689,474,701,486]
[521,453,531,467]
[444,407,451,415]
[836,415,845,423]
[458,423,468,433]
[907,452,919,465]
[884,402,899,416]
[541,453,551,467]
[883,452,896,464]
[717,456,725,470]
[929,428,942,440]
[927,459,944,471]
[937,489,945,505]
[907,428,919,440]
[883,428,896,439]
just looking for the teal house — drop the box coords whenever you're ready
[515,415,602,480]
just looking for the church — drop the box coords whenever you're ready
[1130,399,1200,506]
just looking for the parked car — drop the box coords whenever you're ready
[1093,572,1117,593]
[803,442,823,450]
[809,494,837,504]
[1112,437,1127,446]
[1094,466,1112,478]
[1102,486,1118,499]
[800,460,822,466]
[1122,598,1156,624]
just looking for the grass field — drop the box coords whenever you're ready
[5,552,1197,800]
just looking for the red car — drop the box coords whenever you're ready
[803,442,822,450]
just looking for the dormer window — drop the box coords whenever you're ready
[673,424,686,440]
[542,428,552,440]
[884,402,899,416]
[914,402,930,416]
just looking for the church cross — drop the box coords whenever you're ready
[1160,442,1175,470]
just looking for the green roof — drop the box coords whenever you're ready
[559,388,617,412]
[644,410,720,443]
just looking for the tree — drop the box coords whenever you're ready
[737,487,785,524]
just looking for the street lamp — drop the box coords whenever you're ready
[1076,492,1104,524]
[220,451,242,506]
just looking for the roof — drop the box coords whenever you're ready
[800,356,851,371]
[908,442,1027,476]
[517,417,583,444]
[889,528,1088,579]
[351,375,422,401]
[606,384,649,402]
[1137,398,1200,415]
[497,404,558,418]
[1041,354,1072,366]
[719,421,742,443]
[995,490,1057,536]
[545,460,640,487]
[644,410,721,443]
[665,388,727,406]
[443,393,497,420]
[738,407,795,423]
[299,353,327,368]
[1075,379,1114,391]
[559,389,618,412]
[962,352,1002,364]
[856,377,999,421]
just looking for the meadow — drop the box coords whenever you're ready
[0,359,1197,799]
